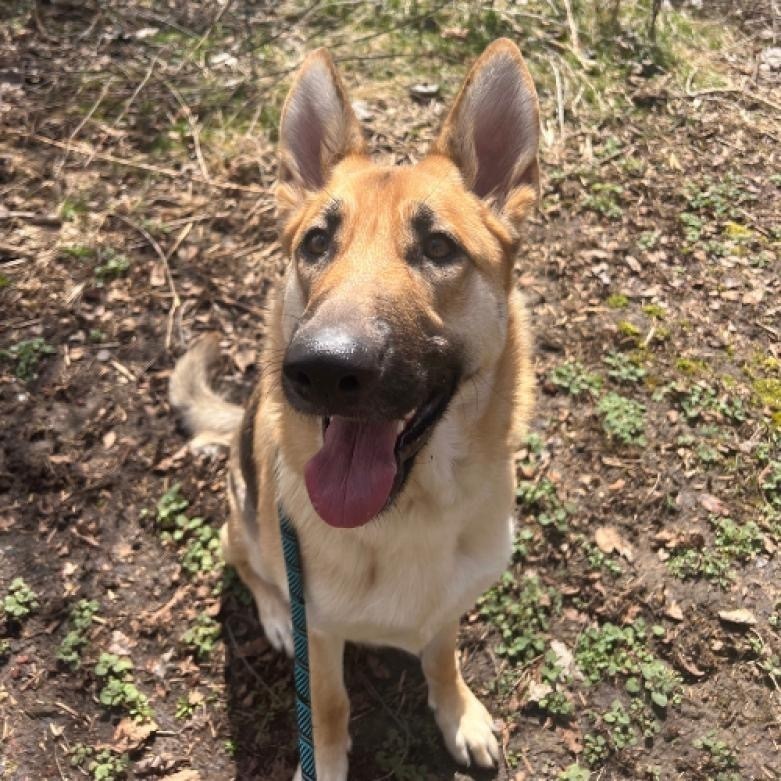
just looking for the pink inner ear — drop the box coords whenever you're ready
[469,57,537,199]
[283,63,339,189]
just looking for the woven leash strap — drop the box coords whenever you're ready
[279,509,317,781]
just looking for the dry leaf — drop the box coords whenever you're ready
[108,630,136,656]
[595,526,634,561]
[699,493,728,515]
[675,652,706,678]
[549,640,574,676]
[718,608,756,626]
[525,681,552,704]
[664,601,684,622]
[558,725,583,754]
[111,717,157,752]
[164,770,201,781]
[232,348,256,373]
[149,262,166,287]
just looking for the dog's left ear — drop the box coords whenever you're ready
[432,38,539,222]
[277,49,366,214]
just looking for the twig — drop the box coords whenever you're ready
[681,84,781,113]
[173,0,234,74]
[552,60,565,139]
[561,0,581,59]
[8,130,264,194]
[109,212,188,350]
[108,54,160,135]
[55,76,115,177]
[162,79,211,184]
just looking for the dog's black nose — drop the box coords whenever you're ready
[282,327,383,414]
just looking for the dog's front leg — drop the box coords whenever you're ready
[421,621,499,768]
[293,630,350,781]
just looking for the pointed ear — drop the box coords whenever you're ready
[431,39,540,216]
[277,49,366,210]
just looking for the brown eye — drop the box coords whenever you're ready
[303,229,330,257]
[422,233,456,262]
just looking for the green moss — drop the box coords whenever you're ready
[753,378,781,411]
[651,326,671,344]
[607,293,629,310]
[642,304,666,320]
[676,358,709,376]
[723,221,753,240]
[617,321,641,338]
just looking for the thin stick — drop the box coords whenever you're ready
[561,0,581,58]
[109,54,160,133]
[162,79,211,183]
[109,212,185,350]
[8,130,264,194]
[55,76,115,177]
[552,61,565,139]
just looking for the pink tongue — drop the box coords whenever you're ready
[304,417,398,529]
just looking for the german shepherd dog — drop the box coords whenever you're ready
[171,38,538,780]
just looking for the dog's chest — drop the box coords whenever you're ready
[305,501,513,653]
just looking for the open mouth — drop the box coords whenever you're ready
[303,383,456,529]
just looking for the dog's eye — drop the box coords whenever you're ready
[302,229,330,257]
[422,233,457,262]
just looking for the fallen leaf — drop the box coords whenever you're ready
[165,770,201,781]
[675,652,706,678]
[558,725,583,754]
[351,100,373,122]
[595,526,634,561]
[62,561,78,578]
[232,348,256,373]
[108,630,136,656]
[549,640,574,676]
[149,262,166,287]
[153,444,190,472]
[525,681,552,704]
[699,493,728,515]
[409,83,440,101]
[48,454,72,465]
[111,717,157,752]
[718,608,756,626]
[664,601,684,622]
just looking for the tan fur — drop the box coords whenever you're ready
[171,39,539,780]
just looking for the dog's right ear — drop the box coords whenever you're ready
[277,49,366,214]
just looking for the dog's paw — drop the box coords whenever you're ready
[292,744,348,781]
[432,686,499,768]
[259,599,293,657]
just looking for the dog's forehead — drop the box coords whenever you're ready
[328,159,469,219]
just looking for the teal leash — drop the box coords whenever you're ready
[279,508,317,781]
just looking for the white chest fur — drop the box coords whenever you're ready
[274,358,518,654]
[279,450,515,654]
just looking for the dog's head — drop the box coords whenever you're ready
[274,39,539,529]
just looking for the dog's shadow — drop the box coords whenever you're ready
[221,571,502,781]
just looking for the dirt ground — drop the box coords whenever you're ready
[1,2,780,780]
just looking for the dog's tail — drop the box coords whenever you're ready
[169,333,243,448]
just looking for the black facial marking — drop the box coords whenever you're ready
[298,200,342,264]
[407,203,463,267]
[238,383,262,529]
